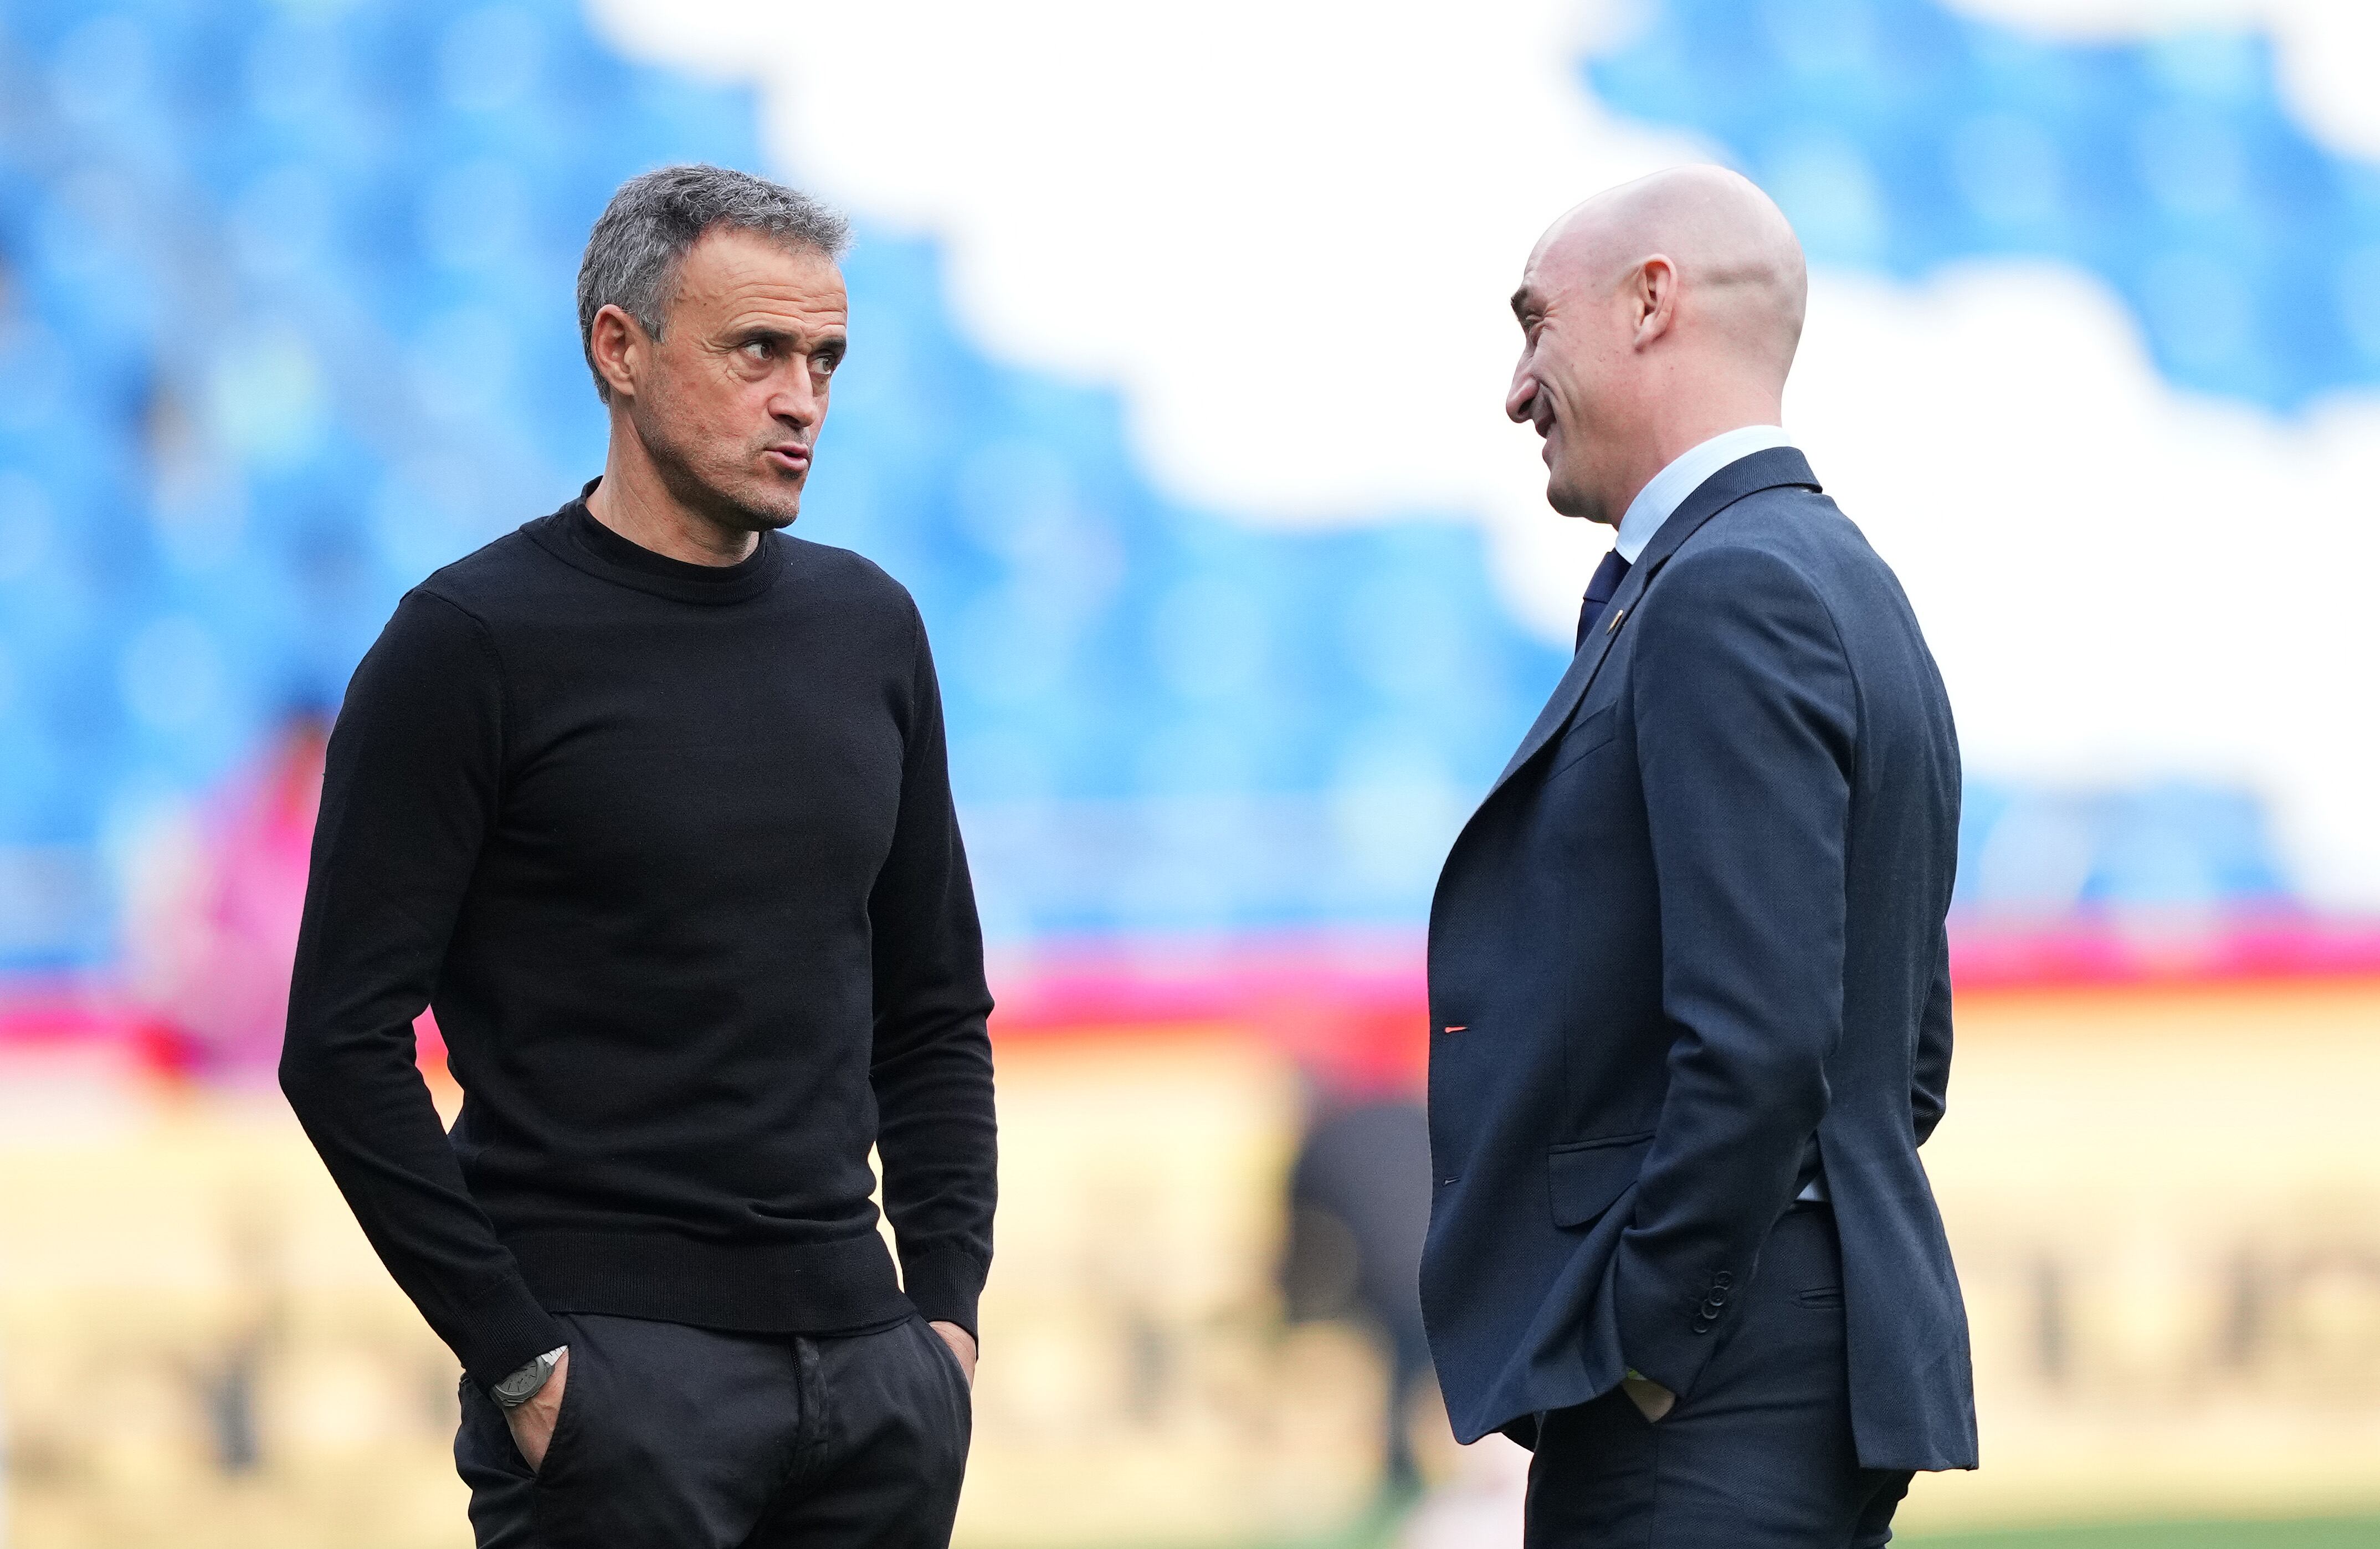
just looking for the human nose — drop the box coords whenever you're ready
[771,362,825,428]
[1506,355,1538,425]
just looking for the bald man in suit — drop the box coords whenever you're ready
[1421,167,1976,1546]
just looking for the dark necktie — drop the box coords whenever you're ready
[1576,548,1632,651]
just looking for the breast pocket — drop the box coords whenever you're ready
[1548,1132,1655,1228]
[1547,705,1618,779]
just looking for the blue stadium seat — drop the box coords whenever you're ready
[0,0,2317,968]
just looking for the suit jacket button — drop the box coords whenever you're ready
[1714,1271,1733,1289]
[1691,1320,1712,1335]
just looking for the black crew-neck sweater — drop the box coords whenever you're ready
[280,490,997,1389]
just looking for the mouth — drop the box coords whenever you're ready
[763,444,811,475]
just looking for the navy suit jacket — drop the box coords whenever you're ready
[1421,448,1977,1472]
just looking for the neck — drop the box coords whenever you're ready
[586,416,758,567]
[1601,391,1783,527]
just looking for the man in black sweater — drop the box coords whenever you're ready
[280,165,996,1548]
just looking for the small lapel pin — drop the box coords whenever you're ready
[1606,606,1627,634]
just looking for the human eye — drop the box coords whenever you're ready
[740,338,773,363]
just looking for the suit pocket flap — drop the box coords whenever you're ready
[1548,1132,1654,1228]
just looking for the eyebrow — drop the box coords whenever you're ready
[1510,285,1536,321]
[730,325,847,354]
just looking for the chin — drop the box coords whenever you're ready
[712,477,804,533]
[1543,463,1614,525]
[736,501,801,534]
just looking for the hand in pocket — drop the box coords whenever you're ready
[503,1347,571,1471]
[928,1321,977,1388]
[1621,1370,1676,1423]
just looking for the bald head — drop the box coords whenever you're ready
[1532,165,1807,383]
[1506,166,1808,526]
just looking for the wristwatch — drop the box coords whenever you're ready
[491,1345,568,1409]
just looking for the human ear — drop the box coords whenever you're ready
[1633,256,1679,347]
[590,303,645,402]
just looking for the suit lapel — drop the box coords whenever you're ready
[1484,447,1821,801]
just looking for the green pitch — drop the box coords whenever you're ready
[1258,1505,2380,1549]
[1905,1520,2380,1547]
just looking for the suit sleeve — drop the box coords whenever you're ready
[279,590,565,1389]
[1912,932,1953,1147]
[868,604,998,1339]
[1614,545,1858,1399]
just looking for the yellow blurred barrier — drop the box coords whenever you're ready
[1901,977,2380,1533]
[2,981,2377,1545]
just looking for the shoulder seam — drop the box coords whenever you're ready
[409,587,511,801]
[1643,524,1865,751]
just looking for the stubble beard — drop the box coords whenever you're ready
[633,397,804,536]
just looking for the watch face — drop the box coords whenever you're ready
[495,1355,548,1403]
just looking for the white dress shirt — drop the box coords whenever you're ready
[1612,423,1798,564]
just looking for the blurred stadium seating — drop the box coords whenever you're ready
[0,0,2338,975]
[1592,0,2380,412]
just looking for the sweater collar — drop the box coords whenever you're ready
[529,479,789,606]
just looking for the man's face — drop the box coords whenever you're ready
[1505,235,1629,525]
[624,228,849,533]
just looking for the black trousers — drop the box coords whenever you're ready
[455,1311,971,1548]
[1526,1207,1914,1548]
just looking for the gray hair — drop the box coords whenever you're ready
[576,163,851,402]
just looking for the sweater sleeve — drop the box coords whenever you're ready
[280,588,565,1389]
[868,604,999,1338]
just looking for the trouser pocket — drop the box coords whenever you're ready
[455,1373,536,1479]
[913,1316,973,1404]
[528,1319,609,1547]
[453,1375,537,1549]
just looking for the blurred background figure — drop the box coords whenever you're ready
[1280,1094,1433,1502]
[121,705,329,1081]
[2,0,2379,1546]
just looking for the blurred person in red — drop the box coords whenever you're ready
[126,705,329,1079]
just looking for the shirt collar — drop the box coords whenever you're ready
[1611,423,1798,564]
